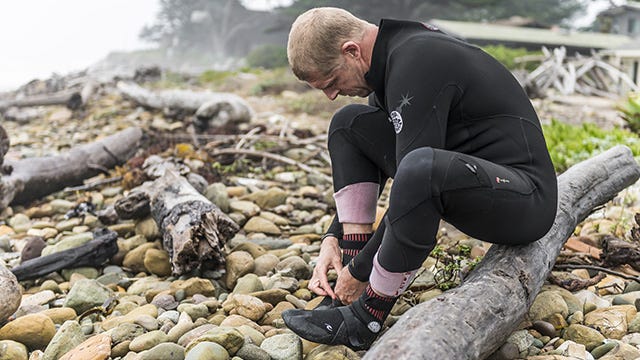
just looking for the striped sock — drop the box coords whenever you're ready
[360,284,397,322]
[339,233,372,266]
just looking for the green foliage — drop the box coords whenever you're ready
[430,243,480,291]
[246,45,289,69]
[481,45,541,71]
[617,92,640,133]
[542,119,640,173]
[198,70,237,85]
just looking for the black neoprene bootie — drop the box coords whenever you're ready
[282,286,396,350]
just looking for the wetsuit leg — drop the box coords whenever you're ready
[377,147,557,272]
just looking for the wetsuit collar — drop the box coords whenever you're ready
[365,19,428,107]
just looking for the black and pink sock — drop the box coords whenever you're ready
[339,232,373,266]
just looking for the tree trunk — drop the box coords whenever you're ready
[0,127,143,210]
[134,168,239,276]
[364,145,640,360]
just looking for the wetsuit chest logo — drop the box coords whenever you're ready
[388,93,412,134]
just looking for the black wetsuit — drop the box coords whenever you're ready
[326,19,558,279]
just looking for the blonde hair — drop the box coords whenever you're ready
[287,7,369,81]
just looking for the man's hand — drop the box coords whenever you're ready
[335,265,368,305]
[308,236,343,299]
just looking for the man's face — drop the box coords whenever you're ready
[308,56,372,100]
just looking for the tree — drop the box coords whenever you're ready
[278,0,589,27]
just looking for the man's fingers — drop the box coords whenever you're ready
[319,277,337,298]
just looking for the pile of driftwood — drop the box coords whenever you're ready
[521,47,639,98]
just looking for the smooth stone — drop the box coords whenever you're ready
[598,341,640,360]
[41,308,77,325]
[253,254,280,276]
[158,310,180,324]
[39,280,61,293]
[50,199,75,213]
[153,294,179,310]
[591,342,616,358]
[563,324,606,351]
[20,236,47,262]
[119,234,148,252]
[101,304,158,330]
[41,232,93,256]
[506,330,535,352]
[275,256,311,280]
[185,327,245,356]
[0,263,20,323]
[123,242,158,273]
[233,273,264,294]
[574,290,612,310]
[285,295,306,310]
[127,276,171,295]
[96,272,126,286]
[178,324,217,348]
[235,343,270,360]
[107,222,136,237]
[222,294,269,322]
[177,303,210,320]
[63,279,113,314]
[225,251,255,289]
[0,313,56,350]
[171,278,218,298]
[110,323,145,345]
[136,217,161,240]
[244,188,288,209]
[260,333,302,360]
[628,313,640,332]
[584,305,636,339]
[111,340,131,358]
[144,248,172,277]
[138,342,185,360]
[0,339,28,360]
[135,315,160,331]
[265,274,298,292]
[42,320,85,360]
[129,330,169,352]
[229,201,260,218]
[58,333,111,360]
[487,342,519,360]
[8,214,30,232]
[205,183,231,213]
[259,211,289,226]
[219,315,263,333]
[230,242,267,259]
[250,289,290,306]
[244,217,281,235]
[568,311,584,325]
[237,325,265,346]
[55,218,83,232]
[529,291,569,322]
[61,267,99,281]
[185,341,230,360]
[167,318,197,343]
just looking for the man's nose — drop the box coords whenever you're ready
[323,88,339,100]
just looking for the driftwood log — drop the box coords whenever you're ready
[10,229,118,281]
[365,145,640,360]
[0,80,97,112]
[0,127,143,210]
[116,81,253,130]
[129,162,239,275]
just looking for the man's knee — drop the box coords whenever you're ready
[328,104,377,136]
[393,147,435,198]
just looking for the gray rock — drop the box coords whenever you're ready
[42,320,85,360]
[236,343,270,360]
[266,274,299,292]
[177,303,210,320]
[63,279,114,314]
[138,342,186,360]
[0,263,23,322]
[253,254,280,276]
[111,323,145,345]
[506,330,535,352]
[233,273,264,294]
[529,291,569,322]
[275,256,311,279]
[260,333,302,360]
[205,183,231,213]
[186,341,230,360]
[41,232,93,256]
[244,217,281,235]
[563,324,605,351]
[229,201,260,218]
[225,251,255,289]
[153,293,179,310]
[129,330,169,352]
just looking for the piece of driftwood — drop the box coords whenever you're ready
[601,236,640,271]
[0,127,143,210]
[10,229,118,281]
[117,81,253,130]
[365,145,640,360]
[0,89,82,111]
[131,165,239,275]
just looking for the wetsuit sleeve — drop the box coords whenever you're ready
[385,40,462,164]
[324,215,343,240]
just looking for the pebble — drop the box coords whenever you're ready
[185,341,230,360]
[42,320,85,360]
[260,333,302,360]
[0,340,28,360]
[0,313,56,350]
[58,333,111,360]
[138,342,185,360]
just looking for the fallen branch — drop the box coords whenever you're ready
[62,176,123,193]
[10,229,118,281]
[0,89,83,111]
[365,145,640,360]
[553,264,640,283]
[208,148,332,183]
[0,127,143,210]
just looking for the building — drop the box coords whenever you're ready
[597,1,640,37]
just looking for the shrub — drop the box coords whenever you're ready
[482,45,541,71]
[246,44,288,69]
[617,92,640,133]
[542,119,640,173]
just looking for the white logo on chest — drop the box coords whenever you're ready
[388,93,412,134]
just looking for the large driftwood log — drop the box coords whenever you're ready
[116,81,253,130]
[132,163,239,275]
[0,127,143,210]
[0,80,96,112]
[365,145,640,360]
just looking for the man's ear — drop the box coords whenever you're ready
[341,41,361,59]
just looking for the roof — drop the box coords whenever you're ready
[431,19,634,50]
[598,1,640,17]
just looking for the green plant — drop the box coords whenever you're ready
[430,243,479,291]
[246,44,289,69]
[617,92,640,133]
[542,119,640,173]
[482,45,541,71]
[198,70,237,85]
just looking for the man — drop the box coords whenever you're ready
[281,7,558,350]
